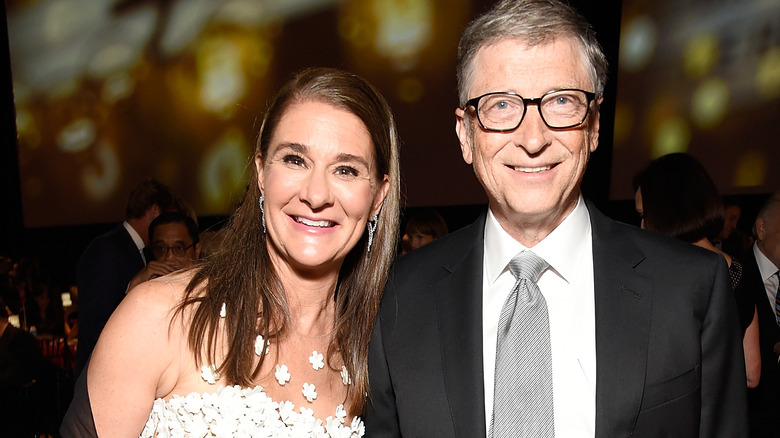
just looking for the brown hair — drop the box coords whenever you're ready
[124,179,175,220]
[179,67,400,415]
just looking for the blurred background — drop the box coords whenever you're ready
[1,0,778,276]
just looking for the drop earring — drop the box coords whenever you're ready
[259,194,266,234]
[366,214,378,253]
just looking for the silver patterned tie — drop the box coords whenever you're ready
[489,250,554,437]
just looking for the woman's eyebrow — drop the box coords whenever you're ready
[335,153,370,168]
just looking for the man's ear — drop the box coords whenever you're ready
[455,108,474,165]
[146,204,161,221]
[589,97,603,153]
[755,217,766,241]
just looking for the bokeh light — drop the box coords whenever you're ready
[734,151,767,187]
[652,117,690,158]
[619,15,657,73]
[690,78,729,128]
[683,33,719,78]
[756,47,780,98]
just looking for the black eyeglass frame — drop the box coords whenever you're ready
[463,89,597,132]
[151,243,195,258]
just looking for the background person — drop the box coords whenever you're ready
[634,152,761,389]
[74,178,176,378]
[400,208,449,254]
[742,191,780,438]
[126,211,202,291]
[61,67,400,437]
[365,1,747,436]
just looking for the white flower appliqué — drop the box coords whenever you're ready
[200,365,220,384]
[140,385,367,437]
[309,351,325,370]
[255,334,271,356]
[275,364,291,385]
[302,383,317,402]
[335,404,347,422]
[219,303,226,318]
[340,366,351,385]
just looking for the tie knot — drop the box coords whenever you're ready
[508,251,548,283]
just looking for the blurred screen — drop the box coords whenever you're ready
[8,0,482,227]
[611,0,780,200]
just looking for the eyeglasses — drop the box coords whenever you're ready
[463,89,597,131]
[151,243,194,258]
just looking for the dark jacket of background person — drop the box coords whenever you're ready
[743,248,780,438]
[74,179,176,378]
[74,224,144,379]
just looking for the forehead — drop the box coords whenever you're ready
[153,222,192,242]
[469,36,591,97]
[270,101,372,158]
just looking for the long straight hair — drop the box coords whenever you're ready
[177,67,400,415]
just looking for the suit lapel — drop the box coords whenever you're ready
[588,204,653,436]
[435,213,488,438]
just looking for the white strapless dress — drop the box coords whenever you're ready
[139,385,365,437]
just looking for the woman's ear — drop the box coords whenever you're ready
[255,153,264,193]
[372,174,391,217]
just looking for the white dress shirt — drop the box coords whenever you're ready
[754,243,780,319]
[482,196,596,437]
[123,221,146,264]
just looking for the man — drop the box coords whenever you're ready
[126,211,201,291]
[365,0,747,436]
[744,191,780,437]
[74,179,175,377]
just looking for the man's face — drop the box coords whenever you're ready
[150,222,200,270]
[720,205,740,239]
[455,37,600,244]
[757,207,780,268]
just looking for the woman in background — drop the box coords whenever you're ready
[634,152,760,388]
[62,67,401,437]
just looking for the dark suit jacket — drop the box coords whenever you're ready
[743,248,780,438]
[365,203,748,437]
[74,224,144,377]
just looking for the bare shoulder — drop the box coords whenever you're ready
[88,270,206,436]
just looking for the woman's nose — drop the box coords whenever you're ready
[300,169,333,209]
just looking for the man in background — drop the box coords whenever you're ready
[744,191,780,437]
[126,211,201,291]
[74,179,175,378]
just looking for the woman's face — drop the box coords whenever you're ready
[257,101,390,277]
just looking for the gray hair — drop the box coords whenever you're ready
[456,0,608,106]
[755,190,780,234]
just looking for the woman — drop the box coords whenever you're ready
[400,208,449,254]
[62,67,400,436]
[634,152,761,388]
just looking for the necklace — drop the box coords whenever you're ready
[200,330,351,404]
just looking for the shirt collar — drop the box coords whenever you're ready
[754,242,779,281]
[484,196,591,285]
[123,221,145,251]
